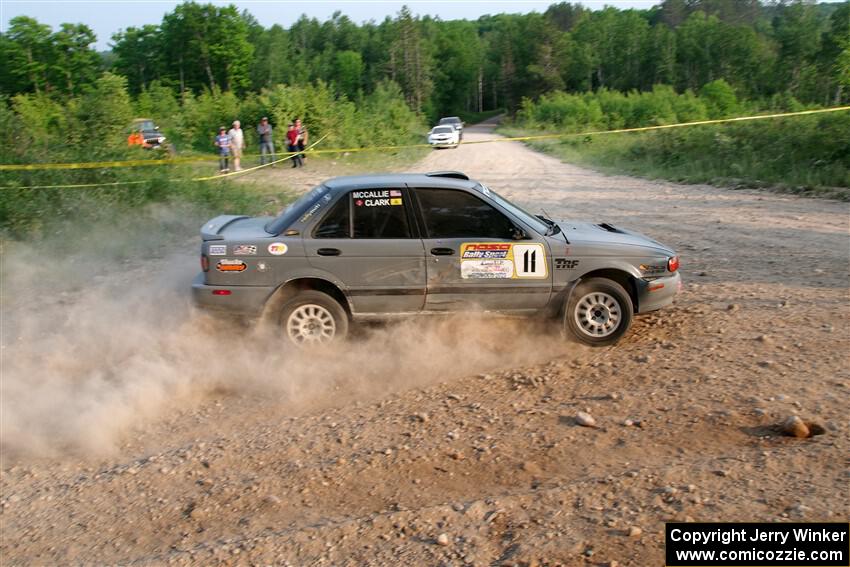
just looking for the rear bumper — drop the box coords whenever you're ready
[635,271,682,313]
[191,272,275,317]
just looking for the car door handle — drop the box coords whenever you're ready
[430,247,454,256]
[317,248,341,256]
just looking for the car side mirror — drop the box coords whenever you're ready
[155,126,160,131]
[511,226,528,240]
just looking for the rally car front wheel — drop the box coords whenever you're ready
[565,278,633,346]
[279,291,349,347]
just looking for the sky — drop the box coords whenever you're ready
[1,0,660,50]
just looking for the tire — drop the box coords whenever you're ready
[565,278,633,346]
[279,291,349,347]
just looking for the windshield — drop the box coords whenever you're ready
[265,185,330,234]
[432,126,453,134]
[479,185,550,235]
[439,117,460,125]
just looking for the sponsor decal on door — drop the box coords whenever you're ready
[232,244,257,255]
[459,243,547,279]
[461,259,515,279]
[268,242,288,255]
[216,259,247,272]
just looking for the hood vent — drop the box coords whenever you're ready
[597,223,623,233]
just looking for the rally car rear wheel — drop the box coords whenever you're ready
[566,278,633,346]
[280,291,349,347]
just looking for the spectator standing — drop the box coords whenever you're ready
[286,123,303,168]
[257,117,275,165]
[228,120,246,171]
[295,118,308,164]
[215,127,231,173]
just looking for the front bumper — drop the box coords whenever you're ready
[191,272,275,317]
[635,271,682,313]
[429,139,457,147]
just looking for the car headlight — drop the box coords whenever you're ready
[157,136,165,143]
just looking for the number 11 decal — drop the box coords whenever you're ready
[513,244,547,278]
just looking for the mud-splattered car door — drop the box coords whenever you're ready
[411,186,552,312]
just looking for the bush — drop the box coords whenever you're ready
[699,79,740,118]
[507,86,849,194]
[0,72,427,239]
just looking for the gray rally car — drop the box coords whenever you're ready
[192,172,681,346]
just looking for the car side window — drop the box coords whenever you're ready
[314,196,350,238]
[414,188,515,239]
[351,189,411,238]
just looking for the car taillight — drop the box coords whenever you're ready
[201,254,209,272]
[212,289,231,296]
[667,256,679,272]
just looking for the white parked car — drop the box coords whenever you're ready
[439,116,464,140]
[428,125,460,149]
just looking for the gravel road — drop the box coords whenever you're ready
[1,119,848,566]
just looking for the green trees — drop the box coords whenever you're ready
[157,2,254,94]
[818,3,850,104]
[76,73,135,154]
[3,16,53,94]
[110,25,163,94]
[334,50,364,100]
[1,16,100,96]
[53,24,101,95]
[1,1,848,126]
[389,7,433,113]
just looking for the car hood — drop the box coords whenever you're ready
[555,221,673,254]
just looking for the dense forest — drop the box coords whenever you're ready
[2,0,848,119]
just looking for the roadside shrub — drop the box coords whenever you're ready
[508,84,848,192]
[0,72,426,239]
[699,79,740,118]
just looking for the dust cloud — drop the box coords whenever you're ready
[1,214,574,459]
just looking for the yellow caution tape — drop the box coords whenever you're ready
[0,154,210,171]
[2,105,848,184]
[0,150,307,171]
[0,179,156,190]
[463,105,850,144]
[1,136,328,189]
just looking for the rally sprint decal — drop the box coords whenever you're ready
[460,243,548,280]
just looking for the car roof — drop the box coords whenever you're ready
[439,116,461,121]
[324,173,479,191]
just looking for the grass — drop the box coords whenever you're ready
[0,143,431,241]
[499,116,850,201]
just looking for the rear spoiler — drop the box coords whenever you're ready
[201,215,249,241]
